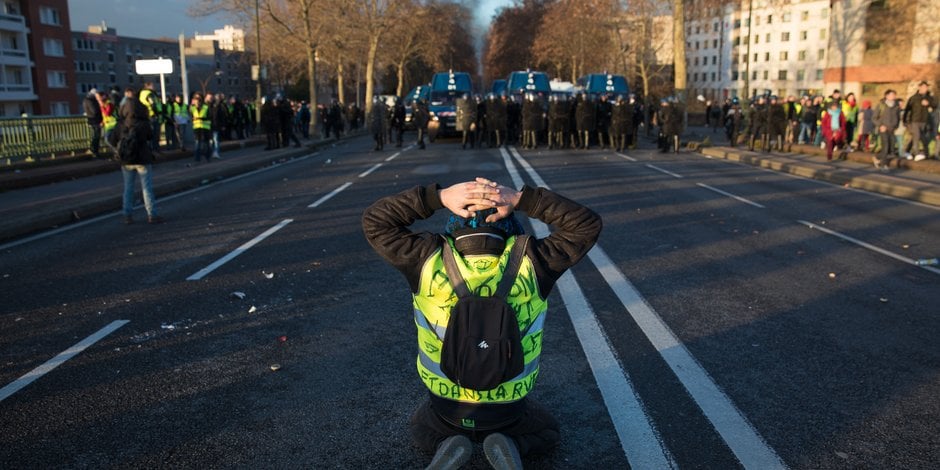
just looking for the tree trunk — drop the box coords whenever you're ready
[365,35,378,115]
[337,62,345,105]
[307,45,317,129]
[673,0,687,102]
[396,58,405,97]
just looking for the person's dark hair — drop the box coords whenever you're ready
[124,87,135,95]
[884,89,895,97]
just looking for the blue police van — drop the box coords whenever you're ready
[428,71,473,135]
[505,70,551,100]
[577,73,630,98]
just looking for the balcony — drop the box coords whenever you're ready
[0,13,27,33]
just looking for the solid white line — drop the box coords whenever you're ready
[587,248,787,469]
[503,146,674,468]
[0,320,129,402]
[617,152,638,162]
[186,219,293,281]
[697,183,767,209]
[797,220,940,275]
[358,163,383,178]
[384,151,401,162]
[511,148,787,470]
[308,182,353,208]
[508,147,547,187]
[0,151,322,252]
[646,163,684,179]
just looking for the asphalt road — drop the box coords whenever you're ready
[1,133,938,469]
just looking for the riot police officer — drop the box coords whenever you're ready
[767,95,787,152]
[456,93,477,150]
[547,94,570,150]
[576,92,596,150]
[521,92,543,149]
[596,94,612,149]
[487,94,508,147]
[412,99,429,150]
[610,95,633,152]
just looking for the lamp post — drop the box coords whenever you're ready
[254,0,262,127]
[743,0,753,99]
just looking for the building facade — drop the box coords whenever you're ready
[194,25,245,52]
[0,1,34,116]
[686,0,831,101]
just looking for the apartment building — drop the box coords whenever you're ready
[686,0,831,101]
[0,1,33,116]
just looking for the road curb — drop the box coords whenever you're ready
[700,147,940,207]
[0,134,363,243]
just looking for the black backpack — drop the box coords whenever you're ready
[117,126,140,163]
[439,236,529,391]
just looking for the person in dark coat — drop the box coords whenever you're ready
[117,87,162,224]
[475,95,487,148]
[277,97,301,148]
[370,96,387,151]
[547,94,570,150]
[507,96,522,145]
[595,95,612,150]
[747,96,767,151]
[83,89,103,158]
[767,95,787,152]
[658,98,682,153]
[412,99,429,150]
[260,97,279,150]
[725,98,744,147]
[609,95,633,152]
[329,101,344,138]
[575,93,596,150]
[487,94,508,148]
[456,94,477,150]
[390,97,406,148]
[873,89,902,169]
[521,93,543,150]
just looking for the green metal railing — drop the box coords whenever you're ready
[0,115,93,165]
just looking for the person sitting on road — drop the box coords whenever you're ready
[362,178,601,469]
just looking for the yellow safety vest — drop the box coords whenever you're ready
[412,237,547,405]
[190,104,210,130]
[139,89,155,118]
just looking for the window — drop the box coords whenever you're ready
[39,6,61,25]
[110,73,116,83]
[712,56,717,65]
[696,27,701,34]
[43,38,64,57]
[866,40,882,51]
[801,11,809,21]
[754,53,758,62]
[870,0,887,9]
[798,50,807,60]
[46,70,67,88]
[778,70,787,80]
[711,72,716,81]
[752,71,757,80]
[704,41,709,50]
[816,69,824,80]
[732,71,739,81]
[766,33,771,42]
[755,35,760,44]
[821,8,828,18]
[694,57,699,66]
[763,71,769,80]
[755,16,760,26]
[128,75,134,83]
[714,22,718,31]
[797,70,805,81]
[820,29,827,39]
[734,36,741,46]
[780,51,789,60]
[742,53,748,63]
[108,53,114,62]
[818,48,825,60]
[800,31,808,40]
[694,73,699,82]
[782,12,791,23]
[767,15,773,24]
[695,41,700,50]
[765,52,770,61]
[713,39,718,48]
[734,19,741,29]
[50,102,70,116]
[781,32,790,42]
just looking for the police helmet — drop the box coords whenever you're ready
[731,97,740,105]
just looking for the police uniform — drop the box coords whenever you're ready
[575,95,596,149]
[456,96,477,149]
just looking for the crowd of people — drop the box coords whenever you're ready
[714,81,938,168]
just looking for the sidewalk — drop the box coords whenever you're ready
[0,134,362,243]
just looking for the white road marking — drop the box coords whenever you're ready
[510,146,788,470]
[0,320,129,402]
[308,182,353,208]
[186,219,293,281]
[617,152,638,162]
[646,163,684,179]
[797,220,940,276]
[503,147,675,468]
[358,163,383,178]
[696,183,767,209]
[0,151,323,252]
[384,151,401,162]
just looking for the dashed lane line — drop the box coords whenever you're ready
[308,182,353,208]
[616,152,638,162]
[797,220,940,276]
[509,146,788,470]
[186,219,293,281]
[645,163,684,179]
[0,320,130,402]
[501,147,676,468]
[696,183,767,209]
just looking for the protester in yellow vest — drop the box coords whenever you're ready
[363,178,601,469]
[189,93,211,163]
[138,82,161,151]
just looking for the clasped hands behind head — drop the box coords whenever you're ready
[439,178,524,240]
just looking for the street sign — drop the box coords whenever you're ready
[135,58,173,75]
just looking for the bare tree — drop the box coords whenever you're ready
[338,0,408,114]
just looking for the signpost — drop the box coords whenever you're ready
[134,58,173,103]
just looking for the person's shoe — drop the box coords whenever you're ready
[426,435,472,470]
[914,153,926,161]
[483,433,523,470]
[872,156,881,168]
[147,215,165,224]
[123,216,134,225]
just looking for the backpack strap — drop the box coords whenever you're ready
[495,235,530,299]
[440,236,472,299]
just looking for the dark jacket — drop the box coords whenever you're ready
[455,98,476,132]
[873,99,902,131]
[208,102,228,132]
[117,96,153,164]
[576,99,596,132]
[904,92,937,123]
[522,99,543,132]
[83,95,102,126]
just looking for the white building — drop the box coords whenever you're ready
[194,25,245,52]
[0,2,35,116]
[686,0,832,101]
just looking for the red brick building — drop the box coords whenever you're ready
[18,0,76,115]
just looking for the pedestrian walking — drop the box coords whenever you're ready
[904,81,937,160]
[873,89,902,169]
[261,97,279,150]
[83,88,103,158]
[362,177,601,470]
[857,100,874,153]
[98,91,118,155]
[117,88,163,225]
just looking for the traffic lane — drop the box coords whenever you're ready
[0,137,381,388]
[0,141,626,468]
[522,147,939,468]
[633,148,940,264]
